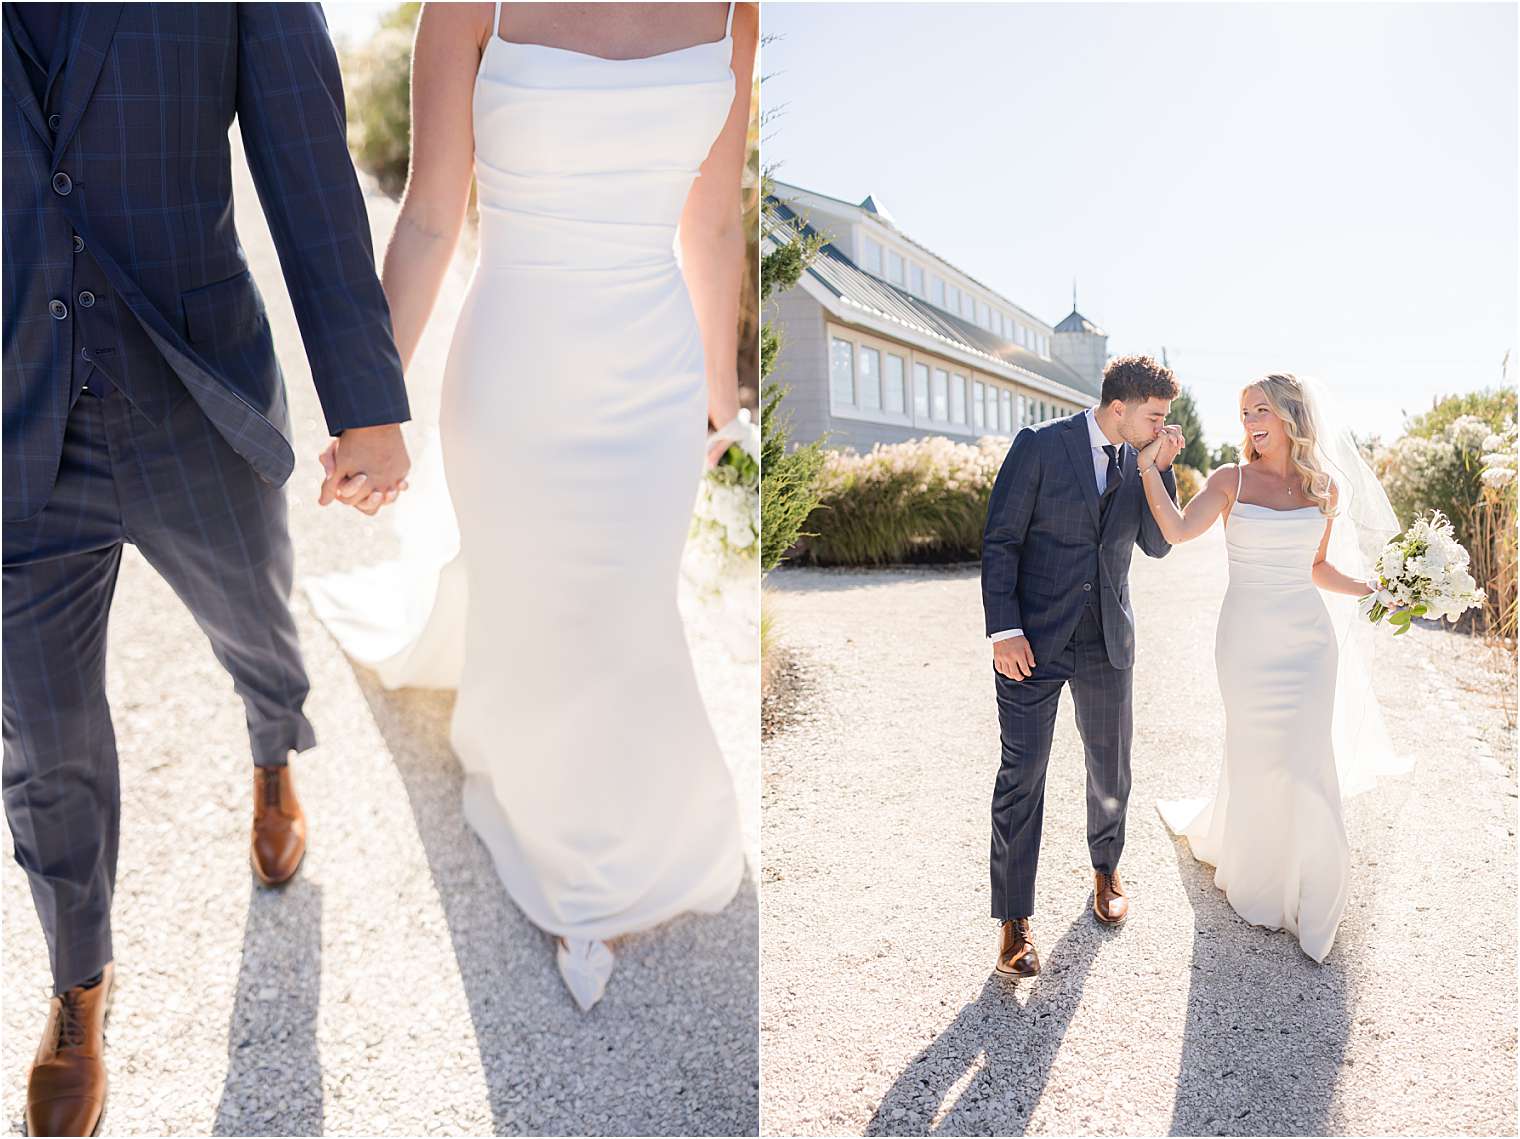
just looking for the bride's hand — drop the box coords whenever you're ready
[706,408,759,469]
[1137,434,1165,470]
[318,438,410,515]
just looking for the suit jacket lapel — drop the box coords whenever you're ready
[48,3,121,165]
[2,18,50,145]
[1060,412,1102,530]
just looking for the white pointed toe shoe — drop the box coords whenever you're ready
[555,937,615,1011]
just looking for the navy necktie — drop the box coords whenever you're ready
[1100,444,1122,500]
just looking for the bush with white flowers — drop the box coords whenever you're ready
[1361,510,1486,633]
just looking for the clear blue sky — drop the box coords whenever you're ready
[762,2,1517,450]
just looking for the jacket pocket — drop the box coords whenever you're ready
[178,269,282,419]
[180,268,262,348]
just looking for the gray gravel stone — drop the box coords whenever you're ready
[760,533,1516,1136]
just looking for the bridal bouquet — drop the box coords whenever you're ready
[688,445,760,582]
[682,426,760,662]
[1359,510,1485,634]
[685,410,760,592]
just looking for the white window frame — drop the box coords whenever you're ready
[859,235,883,276]
[884,352,906,414]
[825,323,913,427]
[858,344,882,411]
[949,372,968,424]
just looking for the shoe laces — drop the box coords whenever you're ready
[258,767,282,809]
[56,990,88,1049]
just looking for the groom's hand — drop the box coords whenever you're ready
[318,425,411,515]
[993,635,1036,681]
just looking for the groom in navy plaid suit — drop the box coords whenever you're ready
[3,5,412,1131]
[981,355,1182,978]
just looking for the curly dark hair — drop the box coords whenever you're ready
[1100,354,1179,405]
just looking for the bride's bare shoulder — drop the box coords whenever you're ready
[1203,462,1242,500]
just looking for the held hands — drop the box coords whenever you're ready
[993,635,1036,682]
[1139,425,1186,472]
[317,424,411,516]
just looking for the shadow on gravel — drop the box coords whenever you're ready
[863,915,1113,1136]
[349,667,760,1136]
[213,877,324,1136]
[1166,837,1350,1136]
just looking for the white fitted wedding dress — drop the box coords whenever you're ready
[303,1,745,1009]
[1157,467,1349,963]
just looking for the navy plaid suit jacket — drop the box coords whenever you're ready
[981,411,1177,671]
[2,2,410,523]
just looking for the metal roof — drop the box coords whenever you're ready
[769,179,1051,335]
[1055,309,1105,336]
[764,196,1099,400]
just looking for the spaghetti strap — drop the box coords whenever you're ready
[1235,462,1244,498]
[491,0,503,41]
[724,1,736,38]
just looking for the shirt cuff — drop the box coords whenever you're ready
[990,628,1024,642]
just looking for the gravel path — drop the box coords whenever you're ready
[760,530,1516,1136]
[3,133,758,1136]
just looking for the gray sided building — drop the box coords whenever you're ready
[763,180,1109,451]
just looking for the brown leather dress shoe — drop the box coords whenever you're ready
[251,763,307,886]
[995,917,1040,977]
[1094,868,1129,924]
[27,962,113,1137]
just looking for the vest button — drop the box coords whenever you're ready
[72,234,85,253]
[48,299,68,320]
[78,291,95,308]
[81,346,91,360]
[51,171,72,196]
[1083,582,1093,591]
[47,113,61,132]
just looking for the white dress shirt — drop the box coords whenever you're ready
[990,407,1121,643]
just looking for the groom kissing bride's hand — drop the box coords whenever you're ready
[991,419,1185,686]
[1138,423,1187,472]
[316,425,413,515]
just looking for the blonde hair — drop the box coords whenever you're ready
[1239,373,1337,516]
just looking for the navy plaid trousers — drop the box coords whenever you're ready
[2,385,317,993]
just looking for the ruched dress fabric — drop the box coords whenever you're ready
[1157,493,1349,963]
[303,5,746,946]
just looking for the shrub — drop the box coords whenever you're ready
[1375,415,1492,545]
[1471,421,1518,643]
[341,5,420,198]
[792,436,1006,566]
[1376,409,1518,641]
[1171,463,1203,507]
[759,176,829,573]
[1406,388,1516,440]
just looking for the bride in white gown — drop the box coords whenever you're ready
[301,2,756,1009]
[1139,374,1410,962]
